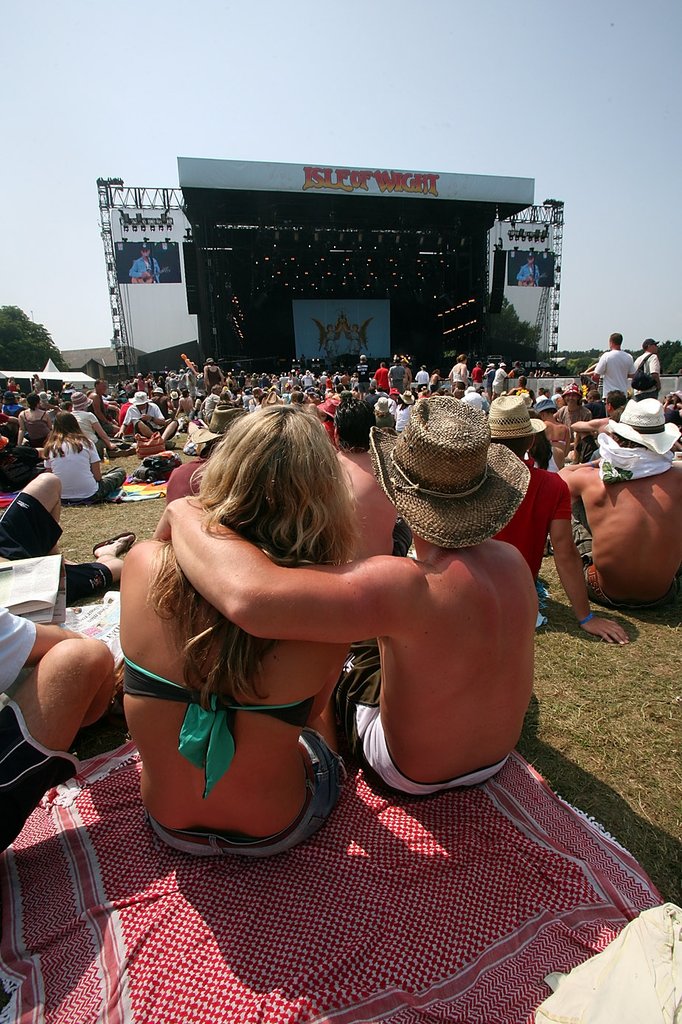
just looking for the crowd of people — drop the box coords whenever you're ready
[0,339,680,857]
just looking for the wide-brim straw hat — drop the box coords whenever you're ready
[209,405,246,434]
[609,398,679,454]
[369,396,529,549]
[488,396,546,439]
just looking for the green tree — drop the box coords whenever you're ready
[0,307,67,372]
[486,298,540,355]
[657,340,682,375]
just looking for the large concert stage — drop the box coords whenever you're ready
[178,158,534,370]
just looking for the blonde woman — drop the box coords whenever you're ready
[120,406,356,856]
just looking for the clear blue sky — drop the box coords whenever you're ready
[1,0,680,353]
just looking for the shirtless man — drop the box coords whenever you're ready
[534,398,571,468]
[89,379,118,437]
[334,397,410,558]
[560,399,682,607]
[160,398,536,794]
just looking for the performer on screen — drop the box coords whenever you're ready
[129,244,160,284]
[516,252,540,287]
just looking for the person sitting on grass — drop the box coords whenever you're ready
[17,392,52,448]
[0,605,115,852]
[489,397,629,644]
[159,397,538,799]
[561,399,682,609]
[120,406,356,856]
[42,413,126,504]
[116,391,178,447]
[0,474,136,603]
[66,391,127,460]
[334,396,411,558]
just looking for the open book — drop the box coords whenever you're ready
[0,555,65,624]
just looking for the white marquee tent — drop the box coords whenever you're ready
[0,359,96,387]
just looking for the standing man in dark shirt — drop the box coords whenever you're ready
[203,358,224,393]
[388,356,406,392]
[356,354,371,395]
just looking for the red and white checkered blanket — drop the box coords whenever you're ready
[0,744,660,1024]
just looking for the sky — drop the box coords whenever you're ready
[1,0,680,355]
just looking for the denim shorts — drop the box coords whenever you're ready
[148,728,344,858]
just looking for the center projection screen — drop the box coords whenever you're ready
[292,300,390,361]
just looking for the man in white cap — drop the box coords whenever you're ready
[116,391,178,446]
[158,397,538,796]
[561,399,681,608]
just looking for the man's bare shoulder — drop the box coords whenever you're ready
[559,462,600,497]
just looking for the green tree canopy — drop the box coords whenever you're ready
[0,307,67,373]
[657,340,682,375]
[486,298,540,362]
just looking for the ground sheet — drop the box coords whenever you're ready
[0,744,660,1024]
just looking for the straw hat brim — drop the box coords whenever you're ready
[369,427,530,549]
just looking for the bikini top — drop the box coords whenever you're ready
[123,658,314,798]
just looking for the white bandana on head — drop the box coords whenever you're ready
[598,432,674,484]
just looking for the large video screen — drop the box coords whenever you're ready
[507,250,555,288]
[114,240,182,285]
[292,300,390,361]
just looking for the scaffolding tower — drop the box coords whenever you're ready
[503,199,564,357]
[96,178,185,374]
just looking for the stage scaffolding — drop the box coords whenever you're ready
[97,178,186,374]
[500,200,564,357]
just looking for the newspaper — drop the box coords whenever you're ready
[0,554,65,624]
[63,592,123,667]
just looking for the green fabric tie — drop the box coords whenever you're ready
[601,460,633,484]
[178,696,236,798]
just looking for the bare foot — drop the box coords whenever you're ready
[92,533,136,560]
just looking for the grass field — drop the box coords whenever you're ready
[62,451,682,904]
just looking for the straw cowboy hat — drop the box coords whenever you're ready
[488,396,546,439]
[369,396,529,549]
[609,399,679,455]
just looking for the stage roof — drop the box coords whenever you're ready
[178,157,534,230]
[178,157,533,206]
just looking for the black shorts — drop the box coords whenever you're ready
[0,492,62,561]
[0,702,78,851]
[0,491,112,603]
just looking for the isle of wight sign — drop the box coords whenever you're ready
[302,166,439,197]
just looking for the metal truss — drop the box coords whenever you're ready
[96,178,187,374]
[502,200,564,357]
[97,178,135,375]
[99,181,185,212]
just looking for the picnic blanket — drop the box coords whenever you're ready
[0,745,661,1024]
[107,480,167,502]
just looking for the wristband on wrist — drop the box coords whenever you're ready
[578,612,594,626]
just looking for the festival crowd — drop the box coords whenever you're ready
[0,336,680,855]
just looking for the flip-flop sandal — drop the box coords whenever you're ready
[92,532,136,558]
